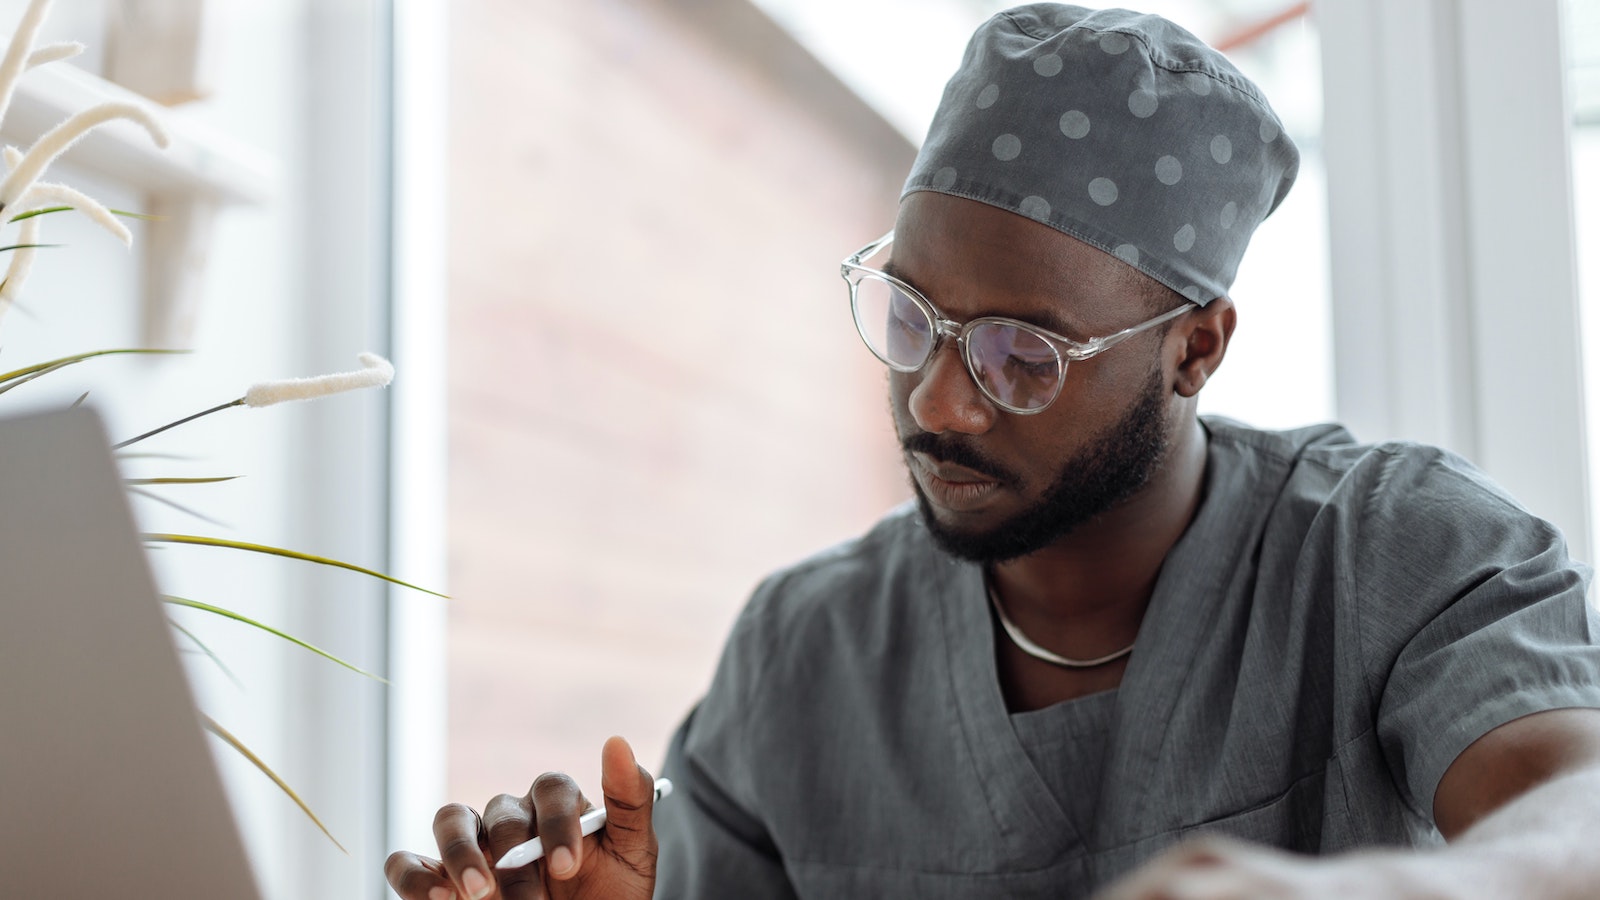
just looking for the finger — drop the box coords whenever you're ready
[597,735,659,865]
[433,803,497,900]
[384,850,457,900]
[482,792,535,863]
[481,792,545,900]
[529,771,589,882]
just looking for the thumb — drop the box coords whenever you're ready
[597,735,658,861]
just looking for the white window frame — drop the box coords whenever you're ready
[387,0,450,868]
[1319,0,1590,560]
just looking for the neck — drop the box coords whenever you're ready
[989,416,1209,657]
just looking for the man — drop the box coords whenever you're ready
[388,5,1600,898]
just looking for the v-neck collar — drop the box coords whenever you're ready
[934,421,1284,855]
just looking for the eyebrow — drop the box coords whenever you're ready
[878,258,1087,339]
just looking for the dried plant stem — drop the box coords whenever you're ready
[113,398,244,450]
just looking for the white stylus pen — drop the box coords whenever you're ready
[495,778,673,870]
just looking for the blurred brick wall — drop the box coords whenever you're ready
[449,0,914,804]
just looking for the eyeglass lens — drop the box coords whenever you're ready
[852,274,1063,411]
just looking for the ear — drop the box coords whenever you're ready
[1171,297,1235,398]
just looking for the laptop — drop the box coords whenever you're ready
[0,407,263,898]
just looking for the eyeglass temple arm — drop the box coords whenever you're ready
[843,231,896,272]
[1072,302,1196,358]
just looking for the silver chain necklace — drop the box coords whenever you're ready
[986,579,1136,669]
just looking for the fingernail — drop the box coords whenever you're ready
[429,887,455,900]
[461,867,492,900]
[549,845,575,877]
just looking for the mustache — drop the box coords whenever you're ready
[901,431,1021,487]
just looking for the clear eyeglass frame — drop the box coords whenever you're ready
[840,230,1197,415]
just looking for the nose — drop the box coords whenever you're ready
[906,339,998,435]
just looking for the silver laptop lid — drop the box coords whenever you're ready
[0,407,263,898]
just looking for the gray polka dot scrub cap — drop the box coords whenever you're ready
[903,4,1300,305]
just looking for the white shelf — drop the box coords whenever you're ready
[0,60,276,204]
[0,60,279,348]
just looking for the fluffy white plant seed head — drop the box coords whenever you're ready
[0,0,55,128]
[0,102,170,215]
[25,40,83,69]
[243,353,396,408]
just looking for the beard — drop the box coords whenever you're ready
[902,369,1170,564]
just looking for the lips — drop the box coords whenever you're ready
[911,452,1005,512]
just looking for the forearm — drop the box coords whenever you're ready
[1400,764,1600,899]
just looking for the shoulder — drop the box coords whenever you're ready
[1202,415,1533,526]
[682,502,967,767]
[724,502,948,663]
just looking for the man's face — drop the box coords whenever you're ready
[887,193,1178,564]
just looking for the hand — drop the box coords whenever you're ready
[1092,835,1429,900]
[385,736,660,900]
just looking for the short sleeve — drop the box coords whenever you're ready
[1367,453,1600,822]
[654,709,799,899]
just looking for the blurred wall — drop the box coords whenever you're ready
[449,0,914,801]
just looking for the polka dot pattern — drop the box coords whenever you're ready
[1174,224,1197,252]
[1211,135,1233,164]
[901,5,1300,307]
[1155,156,1183,186]
[1129,90,1158,118]
[1059,110,1091,139]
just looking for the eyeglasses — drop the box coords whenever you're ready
[841,231,1195,415]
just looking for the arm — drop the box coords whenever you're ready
[1093,709,1600,900]
[1098,452,1600,900]
[1425,707,1600,897]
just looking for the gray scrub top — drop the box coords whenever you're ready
[654,417,1600,898]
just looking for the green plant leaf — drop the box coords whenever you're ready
[167,617,244,689]
[0,359,70,396]
[199,714,347,854]
[0,242,60,252]
[127,476,242,485]
[164,596,388,683]
[0,348,187,388]
[144,533,448,598]
[8,205,155,223]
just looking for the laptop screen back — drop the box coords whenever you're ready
[0,407,263,898]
